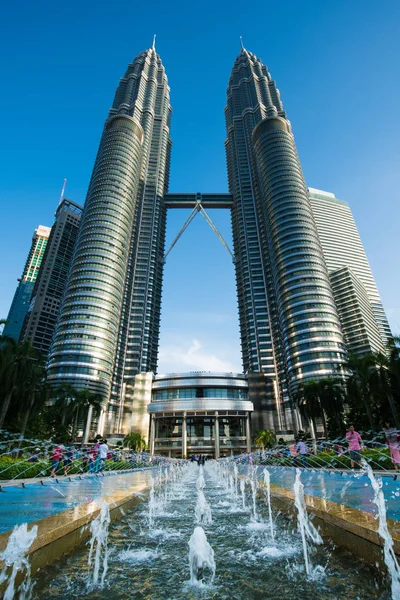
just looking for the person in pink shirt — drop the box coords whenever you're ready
[346,425,362,468]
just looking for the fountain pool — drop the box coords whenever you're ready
[31,462,393,599]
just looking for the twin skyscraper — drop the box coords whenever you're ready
[44,44,390,436]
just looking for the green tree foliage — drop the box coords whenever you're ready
[123,432,147,451]
[295,340,400,438]
[254,429,277,449]
[0,335,104,441]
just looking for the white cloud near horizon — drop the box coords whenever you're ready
[158,337,241,374]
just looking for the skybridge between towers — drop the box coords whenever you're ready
[163,193,235,264]
[164,192,233,209]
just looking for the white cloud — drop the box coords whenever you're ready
[158,337,240,374]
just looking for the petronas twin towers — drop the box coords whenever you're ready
[47,44,347,434]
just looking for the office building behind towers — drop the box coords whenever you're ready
[309,188,391,356]
[3,225,51,340]
[20,198,83,358]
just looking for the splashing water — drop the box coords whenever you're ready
[87,501,110,589]
[164,468,169,503]
[148,478,157,529]
[196,466,205,491]
[233,463,238,498]
[188,526,216,585]
[365,463,400,599]
[249,478,257,521]
[240,478,246,510]
[228,474,235,498]
[195,490,213,525]
[293,469,322,577]
[263,468,275,543]
[0,523,38,600]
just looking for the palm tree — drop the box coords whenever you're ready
[254,429,277,450]
[54,384,77,426]
[123,432,147,451]
[0,339,41,429]
[17,360,48,438]
[318,378,346,437]
[344,354,377,431]
[369,352,399,427]
[296,381,325,438]
[73,390,103,442]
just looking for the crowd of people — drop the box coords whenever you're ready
[25,439,154,477]
[49,439,110,477]
[240,422,400,471]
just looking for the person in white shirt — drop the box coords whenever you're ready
[99,440,109,473]
[295,439,308,468]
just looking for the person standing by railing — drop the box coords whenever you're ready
[50,443,64,477]
[346,425,363,469]
[98,439,109,473]
[295,438,308,467]
[88,444,97,473]
[289,441,298,466]
[63,439,74,476]
[383,421,400,471]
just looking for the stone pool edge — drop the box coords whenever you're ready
[0,479,151,580]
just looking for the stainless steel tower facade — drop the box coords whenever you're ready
[226,49,346,427]
[47,47,171,428]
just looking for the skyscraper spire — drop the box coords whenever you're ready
[152,34,156,50]
[240,36,244,50]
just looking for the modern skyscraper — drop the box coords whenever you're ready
[329,266,385,356]
[3,225,51,340]
[47,44,172,434]
[308,188,392,350]
[20,199,83,358]
[225,48,346,428]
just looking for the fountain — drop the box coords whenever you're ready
[240,477,246,510]
[148,478,156,529]
[365,463,400,599]
[195,489,213,525]
[0,523,38,600]
[8,455,399,598]
[293,468,322,577]
[196,465,205,491]
[87,501,110,589]
[249,478,257,520]
[188,526,216,585]
[263,468,275,543]
[233,462,239,498]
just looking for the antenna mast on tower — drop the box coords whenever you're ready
[59,179,67,205]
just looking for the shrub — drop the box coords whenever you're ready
[0,457,50,480]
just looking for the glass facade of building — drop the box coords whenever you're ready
[3,225,51,340]
[308,188,392,351]
[225,49,346,429]
[148,372,252,458]
[20,199,83,358]
[329,266,385,356]
[47,47,172,435]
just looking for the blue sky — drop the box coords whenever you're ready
[1,0,399,373]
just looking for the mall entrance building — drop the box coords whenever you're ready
[147,372,253,458]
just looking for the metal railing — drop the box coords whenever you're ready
[0,431,181,488]
[231,431,400,478]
